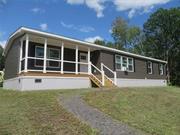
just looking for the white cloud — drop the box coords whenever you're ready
[114,0,170,18]
[61,21,95,33]
[108,29,112,34]
[0,40,6,48]
[67,0,84,4]
[65,0,171,18]
[113,0,170,11]
[0,0,7,4]
[128,9,136,19]
[66,0,105,18]
[40,23,48,31]
[31,8,45,13]
[84,36,103,43]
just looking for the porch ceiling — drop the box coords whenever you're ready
[28,34,98,52]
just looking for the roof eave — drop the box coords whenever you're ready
[4,27,167,64]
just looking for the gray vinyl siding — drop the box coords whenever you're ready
[98,50,166,80]
[4,38,21,80]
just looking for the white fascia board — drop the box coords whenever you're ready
[4,27,167,64]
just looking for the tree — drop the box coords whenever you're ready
[94,39,106,46]
[111,17,142,52]
[0,45,4,70]
[94,39,115,49]
[112,17,128,50]
[143,8,180,85]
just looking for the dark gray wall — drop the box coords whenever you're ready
[96,50,166,80]
[4,38,21,80]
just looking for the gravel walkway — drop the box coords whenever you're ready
[59,95,143,135]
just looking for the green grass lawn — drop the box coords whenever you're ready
[0,88,97,135]
[84,87,180,135]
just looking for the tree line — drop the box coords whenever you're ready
[94,8,180,86]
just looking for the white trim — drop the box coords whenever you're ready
[159,63,164,75]
[75,45,78,74]
[47,47,61,68]
[4,27,167,64]
[34,46,44,68]
[147,61,153,74]
[24,34,29,72]
[19,39,23,73]
[115,54,134,72]
[88,48,91,74]
[47,47,61,60]
[61,42,64,74]
[43,38,47,73]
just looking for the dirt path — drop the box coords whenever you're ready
[59,95,144,135]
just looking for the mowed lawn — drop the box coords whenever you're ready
[0,89,97,135]
[84,87,180,135]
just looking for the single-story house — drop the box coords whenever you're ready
[3,27,167,91]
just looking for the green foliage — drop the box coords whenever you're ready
[94,39,115,49]
[143,8,180,85]
[0,45,4,70]
[111,17,142,52]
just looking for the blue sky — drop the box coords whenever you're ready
[0,0,179,47]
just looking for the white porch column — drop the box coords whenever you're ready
[61,42,64,74]
[43,38,47,73]
[88,47,91,75]
[114,71,117,85]
[24,34,29,72]
[75,45,78,74]
[19,39,23,74]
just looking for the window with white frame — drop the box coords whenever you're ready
[35,46,44,67]
[47,48,60,68]
[115,55,122,70]
[47,48,60,59]
[147,61,153,74]
[35,46,44,58]
[115,55,134,72]
[159,64,164,75]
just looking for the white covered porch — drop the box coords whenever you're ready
[19,34,117,87]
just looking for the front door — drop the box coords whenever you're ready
[79,52,88,73]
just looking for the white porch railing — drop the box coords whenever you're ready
[101,63,117,85]
[21,57,89,75]
[90,62,105,86]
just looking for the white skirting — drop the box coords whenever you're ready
[3,76,91,91]
[116,78,167,87]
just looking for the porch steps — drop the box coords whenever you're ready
[89,75,116,88]
[89,75,102,88]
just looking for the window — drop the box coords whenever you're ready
[35,46,44,58]
[47,48,60,68]
[128,58,133,71]
[35,46,44,67]
[159,64,164,75]
[80,55,87,60]
[115,55,122,70]
[115,55,134,72]
[147,61,153,74]
[47,48,60,59]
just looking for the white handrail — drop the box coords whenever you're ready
[101,63,117,86]
[101,63,114,74]
[90,62,104,86]
[91,63,102,74]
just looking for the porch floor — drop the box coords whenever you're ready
[19,72,89,77]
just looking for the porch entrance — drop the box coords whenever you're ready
[79,52,88,72]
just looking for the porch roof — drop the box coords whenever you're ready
[4,27,167,64]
